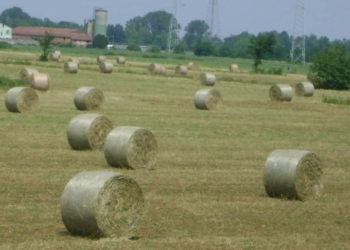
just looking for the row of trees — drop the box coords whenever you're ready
[0,7,82,29]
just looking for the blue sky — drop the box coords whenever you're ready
[1,0,350,40]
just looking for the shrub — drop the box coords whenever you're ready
[310,45,350,90]
[193,41,217,56]
[93,34,108,49]
[0,42,12,49]
[127,43,141,51]
[148,44,161,53]
[173,41,187,54]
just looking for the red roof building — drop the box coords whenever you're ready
[12,26,92,47]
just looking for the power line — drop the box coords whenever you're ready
[167,0,179,51]
[290,0,306,64]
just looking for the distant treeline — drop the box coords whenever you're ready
[2,7,350,62]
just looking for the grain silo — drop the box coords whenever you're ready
[93,8,108,38]
[87,19,94,39]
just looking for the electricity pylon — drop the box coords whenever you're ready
[167,0,179,51]
[290,0,306,64]
[206,0,221,39]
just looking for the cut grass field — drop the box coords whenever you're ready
[0,49,350,249]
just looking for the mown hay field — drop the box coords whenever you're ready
[0,50,350,250]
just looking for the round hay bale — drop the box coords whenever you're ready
[50,52,60,62]
[67,114,113,150]
[19,68,39,82]
[187,62,198,70]
[61,171,145,238]
[99,62,114,73]
[194,89,222,110]
[264,149,323,200]
[97,56,106,64]
[64,62,79,74]
[229,64,239,72]
[30,73,50,91]
[104,126,158,170]
[68,58,80,66]
[295,82,314,97]
[54,50,61,58]
[74,87,105,110]
[148,63,166,75]
[175,65,188,75]
[5,87,39,113]
[116,56,126,65]
[269,84,292,102]
[200,73,216,86]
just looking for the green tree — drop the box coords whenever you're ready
[309,45,350,90]
[92,34,108,49]
[173,40,187,54]
[39,32,54,61]
[193,41,216,56]
[114,24,126,43]
[249,32,276,70]
[183,20,209,50]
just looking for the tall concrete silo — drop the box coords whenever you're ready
[93,8,108,38]
[87,19,94,39]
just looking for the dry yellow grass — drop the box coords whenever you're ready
[0,51,350,249]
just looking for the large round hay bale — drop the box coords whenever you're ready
[99,62,114,73]
[19,68,39,82]
[64,62,79,74]
[148,63,166,75]
[200,73,216,86]
[67,114,113,150]
[97,56,106,64]
[50,52,60,62]
[30,73,50,91]
[269,84,292,102]
[116,56,126,65]
[61,171,145,238]
[5,87,39,113]
[74,87,105,110]
[68,58,80,66]
[229,64,239,72]
[194,89,222,110]
[175,65,188,75]
[264,149,323,200]
[104,126,158,170]
[295,82,314,97]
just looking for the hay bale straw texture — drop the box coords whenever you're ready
[19,68,39,82]
[269,84,292,102]
[5,87,39,113]
[194,89,222,110]
[61,171,145,238]
[97,56,106,63]
[50,52,60,61]
[104,126,158,170]
[74,87,105,110]
[175,65,188,75]
[295,82,314,97]
[229,64,239,72]
[54,50,61,57]
[117,56,126,65]
[30,73,50,91]
[67,114,113,150]
[200,73,216,86]
[264,149,323,200]
[148,63,166,75]
[99,62,114,73]
[64,62,79,74]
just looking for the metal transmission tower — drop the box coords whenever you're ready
[167,0,179,51]
[290,0,306,64]
[206,0,221,39]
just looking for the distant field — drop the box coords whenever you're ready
[0,49,349,250]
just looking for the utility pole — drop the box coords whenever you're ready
[206,0,221,39]
[290,0,306,64]
[167,0,179,52]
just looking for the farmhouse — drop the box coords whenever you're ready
[12,26,92,47]
[0,23,12,39]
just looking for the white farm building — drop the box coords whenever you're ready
[0,23,12,39]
